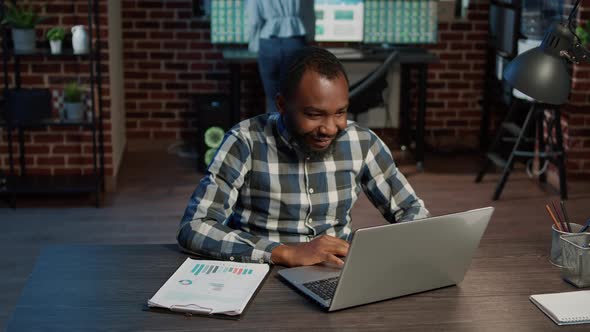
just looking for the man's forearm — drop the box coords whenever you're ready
[270,244,290,265]
[177,218,281,263]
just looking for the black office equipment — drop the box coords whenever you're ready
[488,2,520,58]
[476,0,576,200]
[475,101,567,200]
[192,94,233,172]
[504,0,583,105]
[348,51,398,121]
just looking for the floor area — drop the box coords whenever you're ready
[1,148,589,328]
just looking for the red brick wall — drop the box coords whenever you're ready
[121,0,263,143]
[424,1,489,150]
[2,0,588,184]
[562,4,590,178]
[0,0,113,177]
[120,0,490,150]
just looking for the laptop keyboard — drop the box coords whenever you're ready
[302,277,340,301]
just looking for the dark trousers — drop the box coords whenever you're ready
[258,36,306,113]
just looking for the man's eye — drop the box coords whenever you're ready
[306,113,321,118]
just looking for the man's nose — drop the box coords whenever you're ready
[319,117,338,136]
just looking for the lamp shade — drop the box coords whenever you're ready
[503,47,571,105]
[503,22,576,105]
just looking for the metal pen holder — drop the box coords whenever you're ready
[550,223,583,267]
[560,233,590,288]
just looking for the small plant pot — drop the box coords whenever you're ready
[64,102,85,121]
[11,29,36,54]
[49,40,62,54]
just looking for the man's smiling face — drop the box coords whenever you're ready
[278,69,349,157]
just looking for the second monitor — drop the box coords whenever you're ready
[314,0,365,42]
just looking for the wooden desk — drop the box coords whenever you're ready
[7,243,588,331]
[221,47,438,171]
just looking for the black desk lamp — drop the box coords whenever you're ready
[503,0,590,105]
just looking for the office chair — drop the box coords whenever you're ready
[348,51,398,121]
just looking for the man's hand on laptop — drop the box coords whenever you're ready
[270,235,349,267]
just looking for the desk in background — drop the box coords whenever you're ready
[7,243,588,331]
[221,47,438,171]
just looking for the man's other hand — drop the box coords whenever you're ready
[270,235,349,267]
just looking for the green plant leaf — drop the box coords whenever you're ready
[64,82,85,103]
[577,26,590,47]
[1,3,46,29]
[47,27,65,40]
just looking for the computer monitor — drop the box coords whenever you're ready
[363,0,438,44]
[210,0,249,44]
[210,0,366,44]
[209,0,438,45]
[314,0,364,42]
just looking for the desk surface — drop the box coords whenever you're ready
[6,242,588,331]
[222,47,439,64]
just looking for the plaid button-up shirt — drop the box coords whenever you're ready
[178,112,429,264]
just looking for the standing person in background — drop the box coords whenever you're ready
[248,0,315,113]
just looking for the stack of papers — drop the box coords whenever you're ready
[148,258,269,316]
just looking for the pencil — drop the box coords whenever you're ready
[560,201,572,233]
[546,204,562,231]
[551,201,569,233]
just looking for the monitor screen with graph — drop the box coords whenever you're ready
[314,0,364,42]
[210,0,249,44]
[363,0,438,44]
[210,0,366,44]
[210,0,439,45]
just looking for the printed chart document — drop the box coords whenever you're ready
[148,258,270,316]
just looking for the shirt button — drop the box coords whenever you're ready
[259,259,264,264]
[308,188,314,194]
[229,256,235,261]
[309,218,313,223]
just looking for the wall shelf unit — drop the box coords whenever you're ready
[0,0,104,207]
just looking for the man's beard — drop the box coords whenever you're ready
[285,118,339,160]
[292,132,337,160]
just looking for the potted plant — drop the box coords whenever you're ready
[63,82,86,121]
[46,27,65,54]
[1,3,46,54]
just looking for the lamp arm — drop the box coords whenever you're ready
[563,42,590,64]
[562,0,590,64]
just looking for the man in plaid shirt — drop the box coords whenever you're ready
[178,46,429,267]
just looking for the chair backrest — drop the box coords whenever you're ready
[348,51,398,119]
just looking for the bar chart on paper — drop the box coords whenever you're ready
[148,258,270,315]
[191,263,255,276]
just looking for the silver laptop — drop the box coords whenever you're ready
[278,207,494,311]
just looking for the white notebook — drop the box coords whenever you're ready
[530,290,590,325]
[148,258,269,316]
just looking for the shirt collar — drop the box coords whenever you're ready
[275,113,296,150]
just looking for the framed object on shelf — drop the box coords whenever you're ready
[3,88,52,125]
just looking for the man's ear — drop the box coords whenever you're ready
[275,94,286,115]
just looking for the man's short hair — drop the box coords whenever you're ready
[279,46,349,101]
